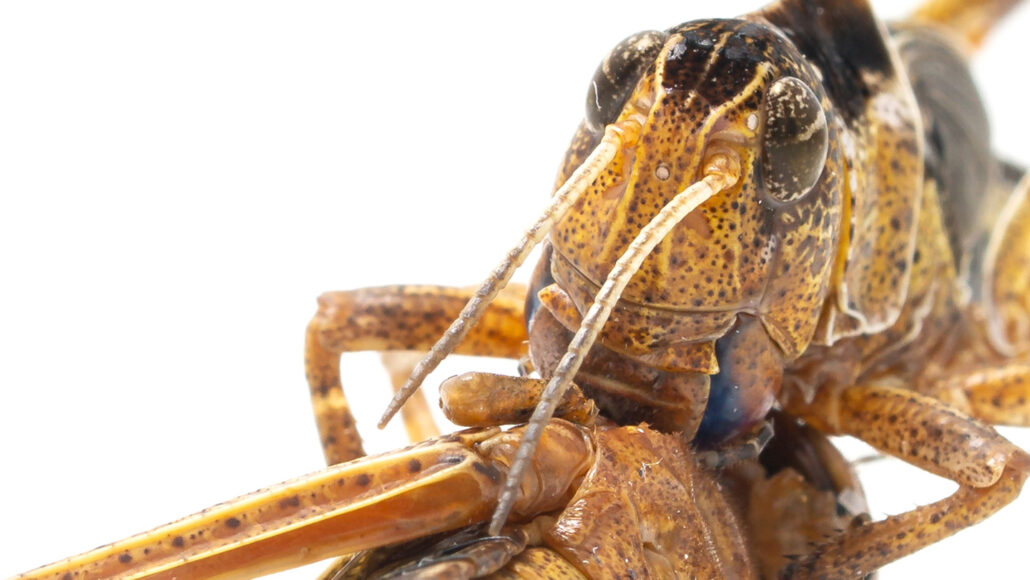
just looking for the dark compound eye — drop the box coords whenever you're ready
[760,76,829,202]
[585,30,667,134]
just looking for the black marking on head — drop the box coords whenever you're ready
[759,0,895,124]
[660,19,813,117]
[661,21,733,94]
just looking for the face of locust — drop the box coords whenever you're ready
[530,18,846,442]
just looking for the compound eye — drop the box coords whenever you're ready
[760,76,829,202]
[585,30,666,134]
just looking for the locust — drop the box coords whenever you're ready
[307,0,1030,566]
[6,0,1030,576]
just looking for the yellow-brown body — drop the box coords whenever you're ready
[528,0,1030,454]
[8,0,1030,579]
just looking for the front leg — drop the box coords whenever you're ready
[787,383,1026,488]
[791,464,1027,578]
[781,382,1029,577]
[779,383,1029,577]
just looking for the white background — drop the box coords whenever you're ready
[2,1,1028,578]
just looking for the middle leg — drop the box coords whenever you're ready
[306,284,529,465]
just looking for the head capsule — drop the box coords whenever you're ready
[545,18,843,369]
[530,18,847,444]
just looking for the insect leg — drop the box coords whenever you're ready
[697,420,774,470]
[379,121,642,429]
[346,521,548,579]
[310,288,526,578]
[381,351,442,442]
[306,284,528,465]
[910,0,1023,49]
[15,421,594,580]
[439,372,597,427]
[488,153,741,535]
[934,363,1030,426]
[728,412,869,579]
[315,352,443,580]
[774,386,1030,578]
[788,383,1029,488]
[984,171,1030,356]
[787,463,1027,578]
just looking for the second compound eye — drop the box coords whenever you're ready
[760,76,829,203]
[585,30,667,134]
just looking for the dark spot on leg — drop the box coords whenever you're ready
[408,458,422,473]
[118,554,132,564]
[279,495,301,509]
[472,461,502,483]
[172,536,185,548]
[355,473,371,487]
[439,454,465,465]
[226,517,241,529]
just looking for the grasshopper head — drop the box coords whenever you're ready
[548,18,844,366]
[534,18,846,442]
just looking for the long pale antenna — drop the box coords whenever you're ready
[378,121,641,429]
[487,158,739,535]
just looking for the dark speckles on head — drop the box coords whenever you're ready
[663,21,775,106]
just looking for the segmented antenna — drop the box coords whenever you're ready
[378,121,641,429]
[487,160,739,535]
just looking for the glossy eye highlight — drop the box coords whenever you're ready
[760,76,829,202]
[585,30,667,134]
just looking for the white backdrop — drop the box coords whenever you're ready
[2,1,1028,578]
